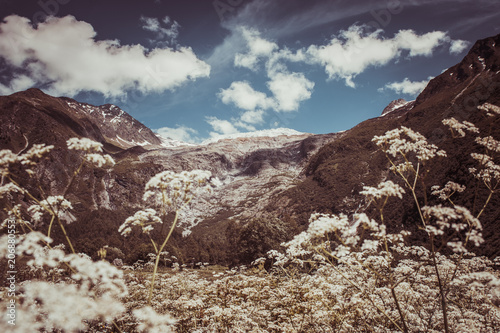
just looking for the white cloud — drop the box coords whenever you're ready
[394,30,448,57]
[234,27,278,71]
[206,116,240,137]
[240,109,265,125]
[0,15,210,97]
[449,39,470,55]
[379,77,433,96]
[306,26,457,88]
[218,73,313,114]
[140,16,180,45]
[155,125,199,143]
[218,81,275,110]
[267,72,314,112]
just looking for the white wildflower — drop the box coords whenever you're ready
[67,137,103,152]
[373,126,446,162]
[0,182,23,198]
[360,180,405,201]
[422,205,483,251]
[142,169,212,211]
[442,117,479,137]
[470,153,500,185]
[119,208,162,236]
[307,213,348,238]
[475,136,500,153]
[28,196,74,225]
[477,102,500,116]
[84,153,115,167]
[19,144,54,166]
[67,137,115,168]
[431,181,466,200]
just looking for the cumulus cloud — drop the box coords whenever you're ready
[240,109,265,125]
[218,81,275,110]
[306,26,457,88]
[219,28,314,114]
[449,39,470,55]
[234,27,278,71]
[205,116,240,137]
[379,77,433,96]
[0,15,210,97]
[267,72,314,112]
[205,109,268,137]
[155,125,199,143]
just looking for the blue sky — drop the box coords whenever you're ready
[0,0,499,142]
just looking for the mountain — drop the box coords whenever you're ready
[273,33,500,258]
[1,33,499,264]
[0,88,162,153]
[0,87,337,264]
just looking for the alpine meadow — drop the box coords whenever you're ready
[1,0,500,332]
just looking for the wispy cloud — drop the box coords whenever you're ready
[379,77,433,96]
[0,15,210,97]
[140,15,180,46]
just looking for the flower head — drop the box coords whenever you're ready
[373,126,446,162]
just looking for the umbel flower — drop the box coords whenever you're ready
[28,195,74,226]
[119,208,162,237]
[143,169,213,212]
[372,126,447,162]
[67,137,115,168]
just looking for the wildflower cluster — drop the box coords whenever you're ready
[442,117,479,138]
[372,126,447,162]
[67,137,115,168]
[120,169,215,306]
[120,255,500,332]
[431,181,466,201]
[119,208,162,237]
[0,143,53,182]
[143,169,213,212]
[270,104,500,333]
[28,195,74,226]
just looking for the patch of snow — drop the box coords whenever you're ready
[478,56,486,69]
[155,134,195,148]
[201,128,307,145]
[116,135,152,147]
[381,99,413,116]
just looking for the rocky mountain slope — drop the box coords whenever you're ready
[0,87,337,264]
[1,33,499,264]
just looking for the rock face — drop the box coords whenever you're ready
[1,33,500,264]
